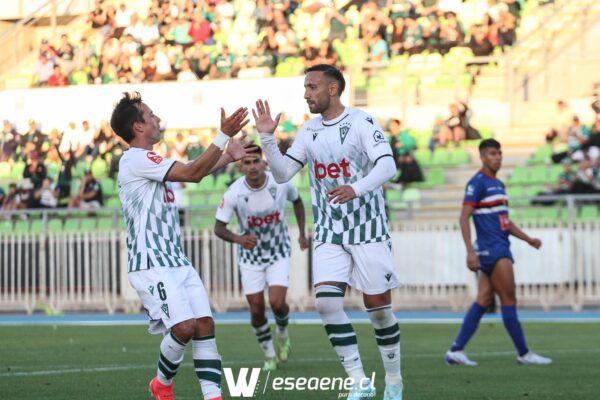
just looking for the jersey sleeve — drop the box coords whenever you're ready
[463,178,483,206]
[283,126,308,167]
[130,150,177,182]
[358,113,394,164]
[215,188,236,224]
[285,181,300,202]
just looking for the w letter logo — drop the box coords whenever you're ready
[223,367,261,397]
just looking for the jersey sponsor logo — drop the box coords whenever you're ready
[163,182,175,203]
[314,159,351,180]
[339,123,351,144]
[499,214,510,231]
[146,151,163,164]
[247,211,282,228]
[373,130,385,144]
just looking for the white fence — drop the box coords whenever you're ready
[1,220,599,314]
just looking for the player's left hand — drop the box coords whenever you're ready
[298,233,308,251]
[327,185,357,204]
[528,238,542,249]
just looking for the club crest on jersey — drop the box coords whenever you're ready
[339,123,351,144]
[161,303,170,318]
[146,151,163,164]
[373,130,385,144]
[269,187,277,199]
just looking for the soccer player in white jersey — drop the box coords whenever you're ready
[213,147,307,371]
[252,64,404,400]
[110,92,254,400]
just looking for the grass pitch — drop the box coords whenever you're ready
[0,322,597,399]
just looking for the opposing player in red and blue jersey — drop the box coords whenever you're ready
[445,139,552,366]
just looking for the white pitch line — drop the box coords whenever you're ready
[2,348,599,378]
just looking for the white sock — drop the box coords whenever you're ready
[157,331,187,385]
[253,321,276,359]
[275,313,289,339]
[315,285,366,382]
[192,335,222,400]
[367,305,403,386]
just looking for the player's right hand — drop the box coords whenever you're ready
[466,250,479,271]
[252,99,281,134]
[221,107,249,137]
[238,234,258,250]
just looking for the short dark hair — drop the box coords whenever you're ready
[479,138,501,153]
[241,145,263,159]
[305,64,345,95]
[110,91,145,143]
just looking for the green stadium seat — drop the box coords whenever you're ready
[431,148,450,165]
[105,197,121,208]
[100,178,118,197]
[507,186,526,206]
[508,166,528,185]
[214,174,231,190]
[80,218,97,230]
[529,165,548,184]
[528,144,553,165]
[91,158,109,179]
[73,160,87,178]
[45,161,60,180]
[14,220,30,233]
[521,207,539,222]
[0,162,11,179]
[414,149,431,166]
[450,148,470,165]
[0,220,13,233]
[30,219,43,233]
[63,219,80,231]
[10,161,26,179]
[548,164,563,184]
[402,188,421,205]
[47,219,63,232]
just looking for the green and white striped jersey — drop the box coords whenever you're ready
[118,148,191,272]
[285,107,393,245]
[215,172,298,266]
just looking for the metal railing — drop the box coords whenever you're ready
[0,195,598,314]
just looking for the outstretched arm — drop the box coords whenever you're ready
[253,99,304,183]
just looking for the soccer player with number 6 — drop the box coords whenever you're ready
[110,92,256,400]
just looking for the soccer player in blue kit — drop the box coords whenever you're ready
[445,139,552,366]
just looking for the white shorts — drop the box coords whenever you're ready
[312,240,400,295]
[129,265,212,334]
[239,257,290,295]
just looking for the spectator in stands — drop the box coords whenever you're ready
[423,15,442,52]
[314,41,339,66]
[394,152,424,185]
[402,18,425,55]
[583,120,600,161]
[389,17,406,55]
[566,116,590,161]
[177,58,198,81]
[56,144,76,202]
[274,22,298,61]
[368,31,390,62]
[73,37,95,72]
[572,158,598,194]
[591,94,600,121]
[171,132,189,162]
[188,43,211,79]
[56,34,75,74]
[114,3,132,39]
[153,43,175,80]
[34,54,54,86]
[327,7,349,42]
[188,12,213,44]
[546,100,572,143]
[34,177,59,209]
[439,12,464,54]
[68,170,103,209]
[441,103,467,145]
[299,38,319,68]
[1,120,19,162]
[2,183,23,211]
[47,64,70,87]
[23,151,47,190]
[497,5,517,50]
[39,38,58,61]
[80,120,97,157]
[210,45,238,78]
[388,119,417,161]
[428,115,445,151]
[21,120,47,156]
[555,158,575,194]
[88,0,110,37]
[170,15,193,48]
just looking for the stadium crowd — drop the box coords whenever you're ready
[32,0,526,86]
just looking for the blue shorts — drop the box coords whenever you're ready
[477,248,513,276]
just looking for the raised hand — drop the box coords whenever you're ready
[221,107,249,137]
[252,99,281,134]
